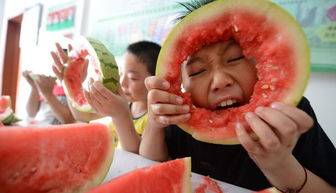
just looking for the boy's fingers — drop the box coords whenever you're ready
[148,89,183,105]
[145,76,170,91]
[51,51,64,71]
[84,90,102,110]
[91,81,112,100]
[52,65,63,81]
[270,102,313,134]
[235,123,264,155]
[254,106,299,146]
[55,42,68,64]
[157,114,190,125]
[245,112,281,151]
[151,104,189,115]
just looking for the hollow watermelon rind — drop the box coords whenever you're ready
[156,0,310,144]
[0,123,115,193]
[63,36,120,112]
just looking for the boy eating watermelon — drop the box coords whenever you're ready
[139,0,336,192]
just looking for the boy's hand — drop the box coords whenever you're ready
[22,70,35,87]
[235,102,314,170]
[84,80,129,118]
[50,43,70,81]
[145,76,190,129]
[34,75,56,98]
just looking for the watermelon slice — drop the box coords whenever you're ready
[156,0,310,144]
[0,123,114,193]
[252,187,281,193]
[85,157,191,193]
[63,36,120,112]
[0,95,20,125]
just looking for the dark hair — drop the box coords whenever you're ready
[176,0,216,21]
[126,41,161,76]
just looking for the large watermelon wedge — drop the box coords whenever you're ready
[85,157,191,193]
[156,0,310,144]
[63,36,120,112]
[0,123,114,193]
[0,95,20,125]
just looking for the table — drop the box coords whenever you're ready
[104,148,252,193]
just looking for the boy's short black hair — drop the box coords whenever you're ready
[126,41,161,76]
[176,0,216,21]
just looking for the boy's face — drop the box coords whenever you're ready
[120,52,151,102]
[181,40,257,110]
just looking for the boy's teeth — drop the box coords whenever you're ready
[220,101,227,107]
[219,99,237,107]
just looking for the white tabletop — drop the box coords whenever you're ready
[104,148,252,193]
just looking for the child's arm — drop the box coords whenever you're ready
[34,75,75,124]
[236,102,336,193]
[139,76,190,161]
[22,70,40,117]
[83,81,141,153]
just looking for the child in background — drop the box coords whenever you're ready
[84,41,160,153]
[139,1,336,193]
[22,70,75,125]
[51,41,160,153]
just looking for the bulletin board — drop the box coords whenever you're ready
[88,0,336,72]
[270,0,336,72]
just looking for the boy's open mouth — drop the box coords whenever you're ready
[215,99,242,110]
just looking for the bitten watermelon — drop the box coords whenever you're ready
[0,95,20,125]
[85,157,191,193]
[156,0,310,144]
[63,36,119,112]
[0,123,114,193]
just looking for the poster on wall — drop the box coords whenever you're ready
[271,0,336,72]
[88,0,336,72]
[45,0,79,39]
[87,0,183,58]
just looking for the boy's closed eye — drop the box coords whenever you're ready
[188,69,206,77]
[227,55,244,63]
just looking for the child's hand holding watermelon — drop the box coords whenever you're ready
[51,42,88,83]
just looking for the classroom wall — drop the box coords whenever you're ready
[305,72,336,146]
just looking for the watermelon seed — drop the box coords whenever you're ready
[31,167,37,173]
[13,172,19,177]
[271,66,279,70]
[209,120,213,124]
[270,85,276,91]
[270,78,277,83]
[262,93,268,98]
[233,25,239,32]
[261,85,269,89]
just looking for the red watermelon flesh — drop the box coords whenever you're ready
[156,0,310,144]
[0,95,10,113]
[252,187,281,193]
[0,123,114,193]
[85,157,191,193]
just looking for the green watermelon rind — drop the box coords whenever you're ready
[0,96,21,125]
[156,0,310,144]
[85,37,120,94]
[63,36,120,112]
